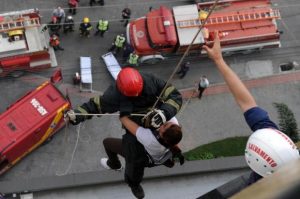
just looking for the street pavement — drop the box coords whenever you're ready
[1,0,300,198]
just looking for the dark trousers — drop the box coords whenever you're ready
[68,7,77,15]
[95,30,106,37]
[109,45,122,55]
[121,16,130,27]
[103,138,124,169]
[53,45,64,51]
[198,87,206,98]
[176,70,188,79]
[103,134,148,188]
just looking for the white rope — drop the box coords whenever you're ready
[73,113,145,116]
[56,123,82,176]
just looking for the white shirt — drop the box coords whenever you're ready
[136,117,179,164]
[200,77,209,88]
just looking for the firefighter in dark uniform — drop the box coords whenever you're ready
[66,67,183,198]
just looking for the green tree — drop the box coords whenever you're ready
[273,102,299,142]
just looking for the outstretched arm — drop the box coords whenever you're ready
[202,31,257,112]
[120,116,139,136]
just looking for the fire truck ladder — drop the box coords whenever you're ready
[0,17,40,32]
[177,9,281,28]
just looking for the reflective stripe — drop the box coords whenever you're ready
[92,96,101,112]
[77,107,89,116]
[129,53,139,64]
[115,35,125,47]
[162,86,175,100]
[165,99,180,112]
[98,20,108,31]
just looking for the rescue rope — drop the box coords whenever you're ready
[151,0,220,111]
[73,113,146,116]
[56,122,82,176]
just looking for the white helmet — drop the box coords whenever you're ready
[245,128,299,177]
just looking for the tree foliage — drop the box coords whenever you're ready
[273,102,299,142]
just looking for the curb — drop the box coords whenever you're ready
[0,156,247,194]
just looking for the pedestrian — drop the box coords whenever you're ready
[73,72,81,85]
[100,115,184,199]
[176,62,190,79]
[109,34,126,55]
[203,31,299,185]
[198,75,209,99]
[79,17,93,37]
[49,34,64,51]
[68,0,79,15]
[94,19,109,37]
[63,15,75,34]
[52,6,65,23]
[127,52,139,67]
[90,0,104,6]
[121,7,131,27]
[66,67,182,130]
[48,16,61,35]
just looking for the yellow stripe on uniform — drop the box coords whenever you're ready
[162,86,175,100]
[92,96,101,112]
[165,99,181,112]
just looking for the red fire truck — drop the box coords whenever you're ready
[0,82,70,175]
[126,0,281,64]
[0,9,57,77]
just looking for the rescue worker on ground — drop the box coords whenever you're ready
[121,7,131,27]
[109,34,126,55]
[66,67,183,198]
[79,17,93,37]
[52,6,65,23]
[63,15,75,34]
[49,33,64,51]
[73,72,81,85]
[203,31,300,184]
[94,18,109,37]
[48,16,61,35]
[127,51,139,67]
[101,115,184,199]
[68,0,79,15]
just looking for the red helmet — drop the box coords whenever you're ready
[116,67,143,96]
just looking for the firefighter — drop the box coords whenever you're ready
[49,34,64,51]
[127,52,139,67]
[63,15,75,34]
[48,16,61,35]
[66,68,182,198]
[52,6,65,23]
[203,31,300,184]
[79,17,93,37]
[66,67,182,129]
[94,19,109,37]
[68,0,79,15]
[121,7,131,27]
[109,34,126,55]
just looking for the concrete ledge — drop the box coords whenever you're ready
[0,156,247,194]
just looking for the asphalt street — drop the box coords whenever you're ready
[1,0,300,198]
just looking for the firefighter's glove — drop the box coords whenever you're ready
[65,110,79,125]
[143,109,166,129]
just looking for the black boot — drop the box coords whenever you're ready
[130,184,145,199]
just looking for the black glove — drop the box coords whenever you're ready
[143,109,167,129]
[178,153,185,165]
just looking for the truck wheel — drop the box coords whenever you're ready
[10,71,24,78]
[139,55,164,64]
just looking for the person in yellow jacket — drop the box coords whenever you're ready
[94,19,109,37]
[109,34,126,55]
[127,52,139,67]
[79,17,93,37]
